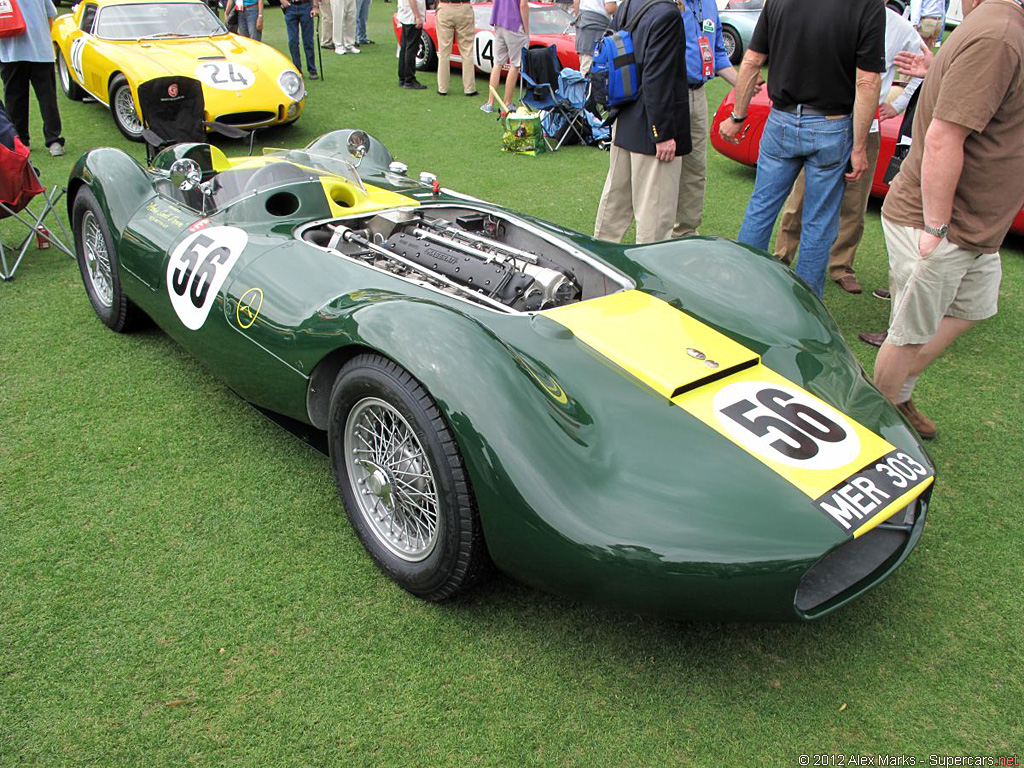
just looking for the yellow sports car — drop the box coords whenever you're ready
[52,0,305,140]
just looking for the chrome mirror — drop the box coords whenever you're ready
[347,131,370,167]
[169,158,202,192]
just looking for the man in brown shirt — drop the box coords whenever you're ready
[871,0,1024,439]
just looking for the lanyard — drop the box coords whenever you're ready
[686,0,704,26]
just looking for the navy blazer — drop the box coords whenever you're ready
[612,0,691,156]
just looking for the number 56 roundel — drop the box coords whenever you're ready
[166,227,248,331]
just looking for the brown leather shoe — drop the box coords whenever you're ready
[834,274,862,294]
[859,331,888,347]
[897,399,936,440]
[873,288,891,300]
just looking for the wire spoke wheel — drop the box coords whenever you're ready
[114,85,144,137]
[344,397,440,562]
[81,210,114,308]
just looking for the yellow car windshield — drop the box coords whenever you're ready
[95,3,227,40]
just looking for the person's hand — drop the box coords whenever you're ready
[752,74,765,96]
[918,230,942,258]
[655,138,676,162]
[280,0,289,7]
[878,103,899,121]
[719,118,742,144]
[895,43,932,79]
[415,15,423,27]
[256,13,263,30]
[845,146,867,181]
[311,4,318,16]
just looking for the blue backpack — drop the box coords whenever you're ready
[590,0,673,109]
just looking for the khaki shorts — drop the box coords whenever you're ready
[882,216,1002,346]
[918,17,943,40]
[494,27,529,68]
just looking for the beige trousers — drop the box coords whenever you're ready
[436,3,477,94]
[593,131,682,244]
[320,0,333,46]
[672,85,708,237]
[332,0,356,48]
[774,130,881,280]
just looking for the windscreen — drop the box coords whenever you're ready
[95,3,226,40]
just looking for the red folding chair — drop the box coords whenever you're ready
[0,108,74,280]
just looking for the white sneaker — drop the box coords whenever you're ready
[48,143,65,157]
[346,45,361,53]
[335,46,347,54]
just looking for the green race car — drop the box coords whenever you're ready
[68,130,935,621]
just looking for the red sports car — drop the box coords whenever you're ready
[392,2,580,75]
[710,89,1024,235]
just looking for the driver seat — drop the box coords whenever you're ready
[138,76,251,163]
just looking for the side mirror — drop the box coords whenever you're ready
[169,158,202,192]
[347,130,370,167]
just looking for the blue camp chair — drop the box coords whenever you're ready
[518,46,588,151]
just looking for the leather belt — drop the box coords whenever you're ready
[775,103,848,117]
[688,82,704,91]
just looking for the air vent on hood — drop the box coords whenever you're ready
[541,291,760,399]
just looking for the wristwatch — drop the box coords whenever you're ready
[729,111,746,124]
[923,222,949,238]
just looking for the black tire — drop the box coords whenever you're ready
[108,74,144,142]
[56,46,86,101]
[416,33,438,71]
[328,353,489,601]
[722,26,742,66]
[72,188,142,332]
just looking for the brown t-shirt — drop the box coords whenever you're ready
[882,0,1024,252]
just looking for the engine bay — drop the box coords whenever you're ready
[301,205,631,313]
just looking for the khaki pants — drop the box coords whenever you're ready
[320,0,333,46]
[593,129,682,244]
[774,130,881,280]
[332,0,355,48]
[436,2,477,94]
[673,85,708,237]
[578,53,594,78]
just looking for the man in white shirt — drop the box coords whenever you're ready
[773,6,924,294]
[907,0,946,46]
[572,0,617,76]
[397,0,427,88]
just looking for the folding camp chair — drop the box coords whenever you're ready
[137,76,251,164]
[518,45,589,151]
[0,104,73,281]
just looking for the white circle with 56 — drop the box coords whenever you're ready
[166,226,248,331]
[194,61,255,90]
[713,381,861,470]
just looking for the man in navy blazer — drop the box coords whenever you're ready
[593,0,690,244]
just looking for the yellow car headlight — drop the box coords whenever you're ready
[278,71,304,101]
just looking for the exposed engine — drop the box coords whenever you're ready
[310,209,584,313]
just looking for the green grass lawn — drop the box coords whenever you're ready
[2,7,1022,765]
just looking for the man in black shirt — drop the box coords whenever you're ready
[719,0,884,297]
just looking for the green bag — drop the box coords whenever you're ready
[502,111,546,156]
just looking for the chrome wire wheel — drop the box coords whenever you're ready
[81,210,113,308]
[58,53,70,92]
[113,85,144,137]
[343,397,440,562]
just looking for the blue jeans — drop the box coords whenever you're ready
[284,2,316,74]
[236,5,262,40]
[737,108,852,297]
[355,0,371,42]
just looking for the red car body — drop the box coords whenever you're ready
[391,2,580,75]
[710,89,1024,236]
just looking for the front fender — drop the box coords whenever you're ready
[67,148,155,247]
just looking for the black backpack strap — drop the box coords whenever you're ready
[623,0,673,32]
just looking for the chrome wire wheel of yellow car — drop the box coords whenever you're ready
[109,75,145,141]
[328,353,489,600]
[55,46,85,101]
[344,397,440,562]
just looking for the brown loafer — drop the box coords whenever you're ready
[834,274,862,294]
[873,288,891,300]
[897,399,936,440]
[858,331,888,347]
